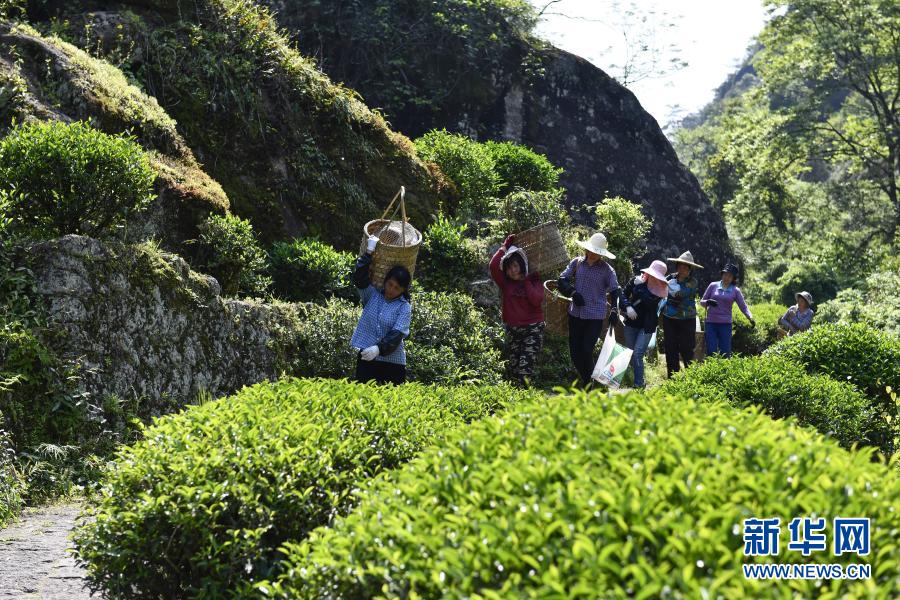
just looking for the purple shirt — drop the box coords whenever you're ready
[700,281,752,324]
[560,257,618,320]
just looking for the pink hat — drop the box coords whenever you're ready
[640,260,668,298]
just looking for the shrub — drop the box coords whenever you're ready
[407,292,505,385]
[730,302,787,355]
[290,293,505,385]
[772,260,840,308]
[418,214,482,293]
[267,238,354,302]
[815,262,900,338]
[593,197,652,281]
[493,188,568,236]
[415,130,499,219]
[191,213,271,297]
[484,140,563,196]
[266,390,900,598]
[0,422,23,527]
[73,378,539,597]
[662,355,893,455]
[767,323,900,417]
[0,121,155,240]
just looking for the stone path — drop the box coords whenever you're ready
[0,504,94,599]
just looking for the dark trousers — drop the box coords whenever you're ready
[663,316,695,377]
[355,359,406,385]
[568,315,606,386]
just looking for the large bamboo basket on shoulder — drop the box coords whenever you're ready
[514,221,569,279]
[543,280,571,337]
[359,187,422,287]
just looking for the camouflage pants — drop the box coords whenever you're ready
[505,321,545,382]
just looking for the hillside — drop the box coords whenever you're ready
[255,0,731,273]
[23,0,454,247]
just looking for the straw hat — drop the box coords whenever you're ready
[667,250,703,269]
[796,291,814,306]
[576,232,616,259]
[640,260,669,298]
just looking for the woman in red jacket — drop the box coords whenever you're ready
[490,234,545,387]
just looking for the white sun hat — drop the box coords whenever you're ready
[576,232,616,260]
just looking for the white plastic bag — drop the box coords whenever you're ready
[591,325,633,388]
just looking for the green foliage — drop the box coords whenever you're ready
[265,390,900,598]
[730,302,788,355]
[484,140,563,196]
[415,130,500,218]
[407,292,505,385]
[191,213,270,297]
[290,293,505,385]
[593,197,653,281]
[74,378,539,597]
[815,260,900,338]
[418,214,482,293]
[0,120,155,240]
[0,422,23,527]
[772,260,839,307]
[767,323,900,418]
[493,188,568,236]
[267,238,354,303]
[662,355,893,455]
[262,0,538,133]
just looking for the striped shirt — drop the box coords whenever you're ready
[559,257,618,320]
[350,284,412,365]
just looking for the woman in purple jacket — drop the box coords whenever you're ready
[699,263,754,358]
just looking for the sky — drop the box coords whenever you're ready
[528,0,770,131]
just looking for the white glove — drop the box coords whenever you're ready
[360,345,380,361]
[625,306,638,320]
[366,235,379,253]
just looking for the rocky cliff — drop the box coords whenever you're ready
[257,0,731,277]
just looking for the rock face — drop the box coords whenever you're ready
[28,236,306,407]
[253,2,731,282]
[484,47,730,277]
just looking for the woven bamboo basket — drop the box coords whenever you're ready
[514,221,569,279]
[359,187,422,287]
[543,280,571,336]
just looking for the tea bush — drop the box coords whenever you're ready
[0,121,155,240]
[662,355,893,455]
[291,293,505,385]
[267,238,354,302]
[730,302,787,355]
[417,214,482,293]
[415,129,500,218]
[493,188,569,237]
[265,390,900,598]
[767,323,900,416]
[484,140,563,196]
[0,421,23,527]
[74,378,539,597]
[815,263,900,338]
[190,213,271,297]
[594,197,652,282]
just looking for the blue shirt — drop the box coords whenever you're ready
[351,285,412,365]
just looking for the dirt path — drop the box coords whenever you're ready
[0,504,94,599]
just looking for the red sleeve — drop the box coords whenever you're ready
[489,247,506,289]
[526,274,544,307]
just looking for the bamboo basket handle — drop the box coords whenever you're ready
[374,187,405,240]
[399,186,407,248]
[379,188,402,220]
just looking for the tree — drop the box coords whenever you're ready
[757,0,900,240]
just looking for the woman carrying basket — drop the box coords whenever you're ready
[490,234,545,387]
[558,232,620,387]
[350,235,412,385]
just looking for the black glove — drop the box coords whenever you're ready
[572,292,585,307]
[706,299,719,307]
[609,309,619,322]
[749,318,756,328]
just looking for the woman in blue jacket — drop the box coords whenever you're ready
[350,235,412,385]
